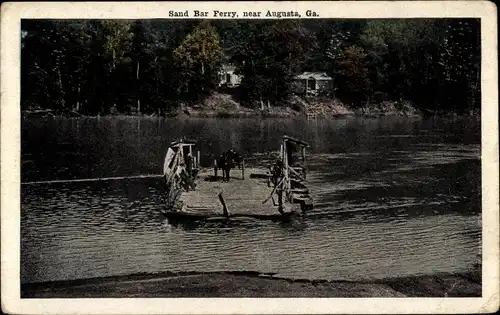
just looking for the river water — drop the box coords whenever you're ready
[21,117,481,284]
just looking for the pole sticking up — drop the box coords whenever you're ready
[218,191,230,218]
[241,158,245,180]
[214,158,218,180]
[277,189,284,215]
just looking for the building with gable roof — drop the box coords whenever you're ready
[217,64,242,87]
[291,72,333,96]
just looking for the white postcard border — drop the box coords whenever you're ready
[1,1,498,314]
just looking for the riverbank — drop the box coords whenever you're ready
[22,93,480,120]
[22,270,481,298]
[171,93,424,119]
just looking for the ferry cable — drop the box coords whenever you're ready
[21,174,164,185]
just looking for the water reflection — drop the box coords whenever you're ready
[21,117,481,284]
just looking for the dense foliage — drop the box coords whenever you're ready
[21,19,480,115]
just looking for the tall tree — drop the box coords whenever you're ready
[173,21,222,101]
[437,19,481,112]
[335,45,371,106]
[231,20,310,107]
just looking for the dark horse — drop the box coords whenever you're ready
[219,149,242,182]
[232,150,242,169]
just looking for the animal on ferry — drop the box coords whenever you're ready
[218,149,242,182]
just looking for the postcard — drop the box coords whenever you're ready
[1,1,498,314]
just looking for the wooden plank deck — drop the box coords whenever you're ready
[177,167,285,217]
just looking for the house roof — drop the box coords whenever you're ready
[294,72,332,80]
[221,64,236,72]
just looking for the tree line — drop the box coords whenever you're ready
[21,18,480,115]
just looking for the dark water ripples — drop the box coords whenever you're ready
[21,117,481,284]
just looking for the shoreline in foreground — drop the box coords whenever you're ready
[22,270,481,298]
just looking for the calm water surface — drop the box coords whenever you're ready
[21,117,481,284]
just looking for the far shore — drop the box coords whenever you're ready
[21,108,479,120]
[22,92,481,120]
[22,270,481,298]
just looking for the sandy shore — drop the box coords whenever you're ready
[21,271,481,298]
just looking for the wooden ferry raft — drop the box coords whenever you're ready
[163,136,314,221]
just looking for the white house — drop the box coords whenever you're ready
[217,64,242,87]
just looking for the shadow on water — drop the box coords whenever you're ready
[163,212,309,233]
[311,159,480,218]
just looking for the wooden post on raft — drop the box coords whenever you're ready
[197,150,201,167]
[214,159,218,180]
[301,145,307,179]
[218,192,230,218]
[277,188,284,215]
[282,140,289,201]
[241,158,245,180]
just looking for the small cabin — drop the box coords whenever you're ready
[217,64,242,88]
[291,72,333,96]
